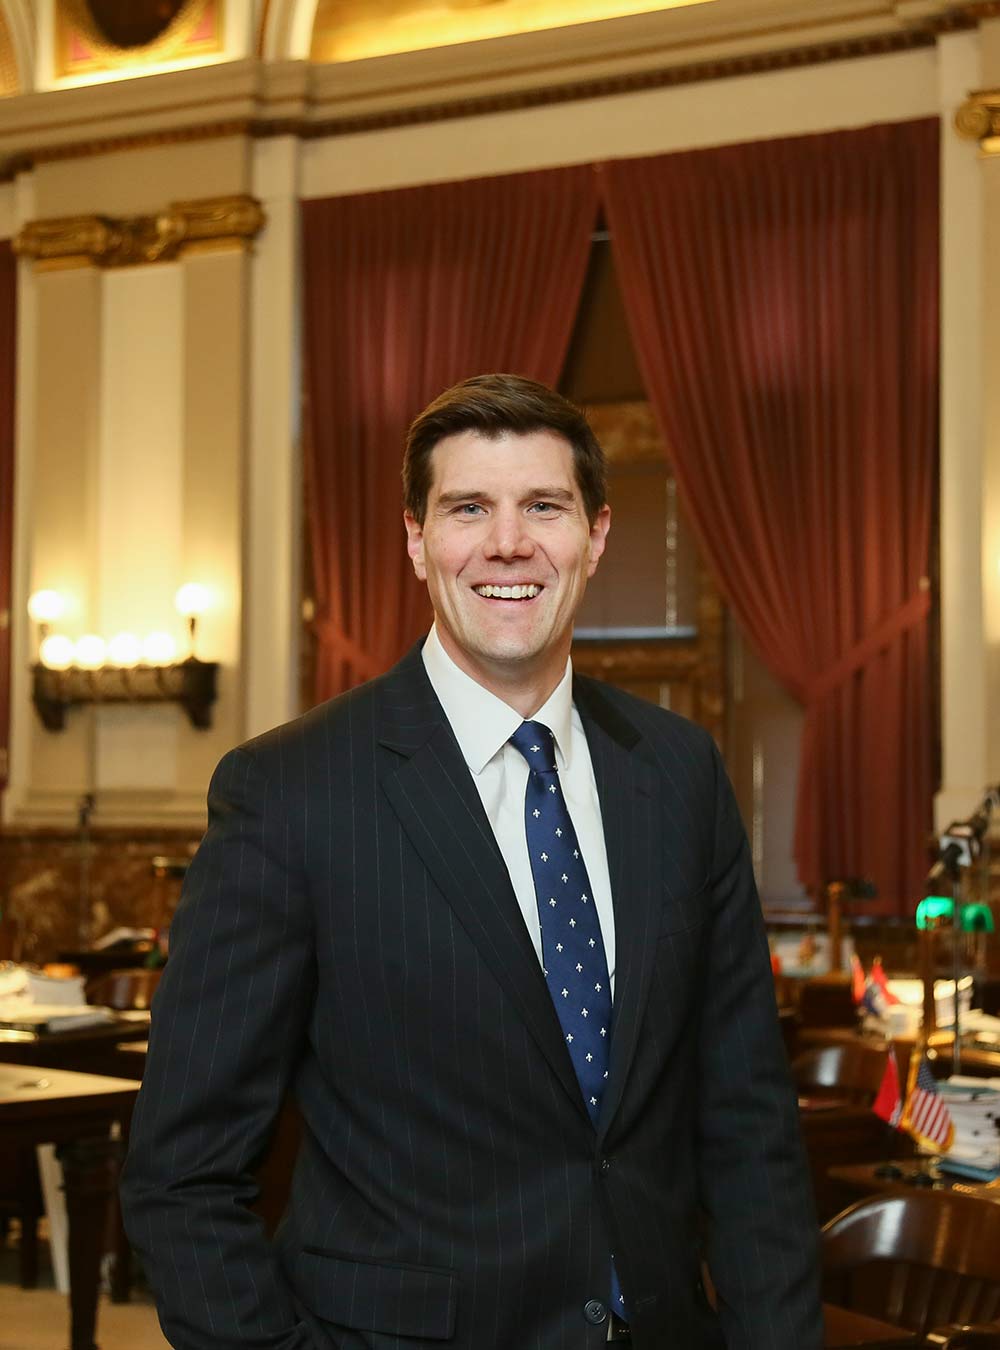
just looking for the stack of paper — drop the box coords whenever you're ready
[0,963,113,1034]
[937,1076,1000,1180]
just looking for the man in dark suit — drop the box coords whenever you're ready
[122,375,822,1349]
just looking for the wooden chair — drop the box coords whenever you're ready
[822,1190,1000,1347]
[85,967,162,1010]
[792,1040,890,1106]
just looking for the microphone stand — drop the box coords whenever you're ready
[925,789,999,1077]
[77,792,95,949]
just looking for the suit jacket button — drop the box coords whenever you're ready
[584,1299,608,1325]
[600,1156,611,1173]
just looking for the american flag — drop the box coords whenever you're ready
[902,1054,954,1151]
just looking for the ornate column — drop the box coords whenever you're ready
[245,134,302,738]
[938,20,1000,829]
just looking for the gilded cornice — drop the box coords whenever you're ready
[3,2,1000,176]
[13,194,266,270]
[955,89,1000,154]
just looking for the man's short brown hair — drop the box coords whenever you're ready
[403,374,607,525]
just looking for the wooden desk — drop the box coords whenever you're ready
[824,1302,920,1346]
[0,1064,138,1350]
[828,1159,1000,1206]
[0,1015,150,1077]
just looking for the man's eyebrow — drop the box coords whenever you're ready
[523,486,576,503]
[434,486,577,508]
[434,489,490,507]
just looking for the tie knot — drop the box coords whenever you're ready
[509,720,558,773]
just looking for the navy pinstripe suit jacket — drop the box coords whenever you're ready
[121,642,823,1350]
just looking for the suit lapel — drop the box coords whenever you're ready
[377,647,592,1130]
[573,678,661,1143]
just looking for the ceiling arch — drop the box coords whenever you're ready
[258,0,318,60]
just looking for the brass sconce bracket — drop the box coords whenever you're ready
[31,659,219,731]
[955,89,1000,154]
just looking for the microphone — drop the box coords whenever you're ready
[926,841,966,889]
[925,787,998,888]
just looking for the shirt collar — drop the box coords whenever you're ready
[421,624,575,774]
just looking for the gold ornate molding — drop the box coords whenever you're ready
[955,89,1000,154]
[56,0,224,79]
[13,194,267,270]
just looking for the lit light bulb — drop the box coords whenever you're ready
[39,634,74,670]
[27,590,66,624]
[143,631,177,665]
[107,632,141,667]
[75,634,106,669]
[174,583,210,618]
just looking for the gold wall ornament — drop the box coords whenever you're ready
[13,195,267,270]
[59,0,214,65]
[955,89,1000,153]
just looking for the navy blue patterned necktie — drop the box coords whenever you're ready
[509,721,625,1321]
[509,720,613,1122]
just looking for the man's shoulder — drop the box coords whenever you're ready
[573,672,717,759]
[222,649,425,780]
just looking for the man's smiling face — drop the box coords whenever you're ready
[404,429,610,700]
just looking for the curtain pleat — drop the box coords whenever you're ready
[602,120,939,912]
[0,241,15,795]
[302,166,599,700]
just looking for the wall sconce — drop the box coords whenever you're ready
[28,585,218,731]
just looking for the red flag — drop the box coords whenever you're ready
[870,956,900,1005]
[850,953,866,1005]
[872,1052,902,1126]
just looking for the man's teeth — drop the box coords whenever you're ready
[474,584,540,599]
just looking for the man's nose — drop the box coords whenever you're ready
[484,508,534,559]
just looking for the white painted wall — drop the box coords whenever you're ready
[303,47,939,199]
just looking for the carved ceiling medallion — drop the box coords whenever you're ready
[56,0,223,77]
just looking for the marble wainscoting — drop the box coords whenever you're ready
[0,826,201,963]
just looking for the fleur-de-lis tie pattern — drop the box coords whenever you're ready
[509,720,612,1122]
[509,720,626,1320]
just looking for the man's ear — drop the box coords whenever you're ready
[404,511,427,581]
[586,504,611,577]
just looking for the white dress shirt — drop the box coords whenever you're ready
[421,625,616,992]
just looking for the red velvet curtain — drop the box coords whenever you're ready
[0,241,15,795]
[602,120,939,912]
[302,166,599,699]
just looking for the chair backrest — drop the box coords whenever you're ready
[822,1190,1000,1335]
[85,967,162,1010]
[792,1040,889,1104]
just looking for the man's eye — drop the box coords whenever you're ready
[528,502,557,514]
[457,503,484,516]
